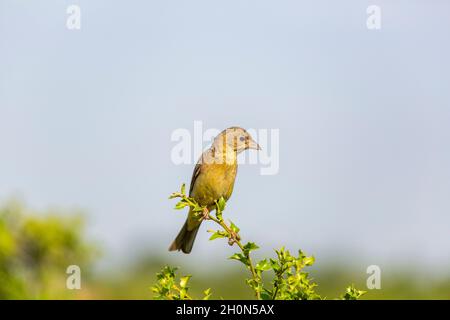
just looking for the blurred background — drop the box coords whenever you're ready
[1,0,449,299]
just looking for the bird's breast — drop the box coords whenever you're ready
[192,162,238,207]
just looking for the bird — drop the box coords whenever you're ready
[169,127,261,254]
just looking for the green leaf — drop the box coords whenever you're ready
[229,220,240,233]
[256,259,271,272]
[303,255,315,266]
[270,258,280,272]
[342,284,366,300]
[243,242,259,254]
[260,291,273,300]
[192,204,203,212]
[179,276,191,289]
[229,253,248,265]
[203,288,212,300]
[174,201,188,210]
[217,197,226,212]
[181,183,186,195]
[208,230,228,241]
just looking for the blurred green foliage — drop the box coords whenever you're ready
[0,198,448,300]
[0,200,97,299]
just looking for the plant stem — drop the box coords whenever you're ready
[207,213,261,300]
[172,191,262,300]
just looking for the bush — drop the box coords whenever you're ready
[0,200,97,299]
[152,185,366,300]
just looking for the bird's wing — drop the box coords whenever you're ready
[189,148,215,196]
[189,162,202,196]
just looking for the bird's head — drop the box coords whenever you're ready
[214,127,261,154]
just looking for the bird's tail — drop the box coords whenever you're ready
[168,219,200,254]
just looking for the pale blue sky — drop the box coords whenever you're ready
[1,1,449,271]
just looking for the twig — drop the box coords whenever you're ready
[206,212,261,300]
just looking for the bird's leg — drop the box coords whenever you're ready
[201,207,210,221]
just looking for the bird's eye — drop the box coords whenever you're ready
[239,136,245,142]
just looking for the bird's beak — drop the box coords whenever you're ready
[248,139,261,150]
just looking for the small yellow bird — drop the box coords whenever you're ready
[169,127,261,254]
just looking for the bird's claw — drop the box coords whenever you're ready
[201,208,210,221]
